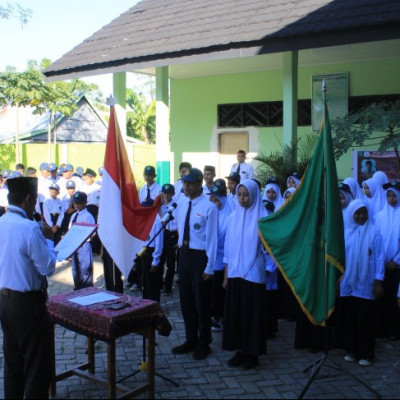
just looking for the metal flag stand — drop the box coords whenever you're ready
[297,81,381,400]
[118,212,179,388]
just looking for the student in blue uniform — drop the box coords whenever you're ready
[340,199,384,366]
[0,177,56,398]
[43,183,64,245]
[69,191,96,290]
[159,183,178,296]
[202,165,216,195]
[139,166,162,203]
[223,179,268,370]
[172,168,219,360]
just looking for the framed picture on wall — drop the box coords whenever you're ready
[312,72,349,132]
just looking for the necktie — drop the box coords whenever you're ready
[236,163,241,175]
[182,200,192,248]
[71,212,79,224]
[146,188,151,201]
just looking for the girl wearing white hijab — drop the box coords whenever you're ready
[362,177,386,222]
[286,172,302,189]
[283,187,296,201]
[340,199,384,366]
[223,179,268,370]
[373,170,389,186]
[338,182,354,220]
[343,177,363,200]
[262,178,284,214]
[374,182,400,340]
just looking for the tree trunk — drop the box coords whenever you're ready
[48,110,52,162]
[394,146,400,173]
[15,102,20,164]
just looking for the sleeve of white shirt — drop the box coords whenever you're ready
[222,215,232,265]
[204,203,219,275]
[151,219,164,267]
[43,200,52,226]
[27,225,56,277]
[247,164,255,179]
[374,232,385,281]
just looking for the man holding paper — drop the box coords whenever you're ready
[0,177,56,399]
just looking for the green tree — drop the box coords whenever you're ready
[0,68,46,163]
[255,133,318,188]
[332,101,400,169]
[0,1,32,25]
[126,88,156,143]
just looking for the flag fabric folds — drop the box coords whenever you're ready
[258,104,345,325]
[98,106,160,278]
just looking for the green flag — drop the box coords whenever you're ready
[258,104,345,326]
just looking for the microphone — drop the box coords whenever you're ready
[161,202,177,225]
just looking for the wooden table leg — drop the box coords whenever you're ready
[107,341,116,399]
[147,328,155,400]
[50,323,56,397]
[87,337,95,374]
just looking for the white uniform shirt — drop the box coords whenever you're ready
[230,162,254,182]
[43,197,64,227]
[38,176,53,199]
[58,176,83,198]
[81,182,101,206]
[202,184,213,196]
[160,202,178,231]
[0,187,8,207]
[175,194,219,275]
[144,214,163,267]
[0,205,56,291]
[139,182,162,203]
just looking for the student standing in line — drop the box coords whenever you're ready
[223,179,268,370]
[225,171,240,210]
[42,183,64,245]
[361,177,386,222]
[374,181,400,340]
[173,162,192,203]
[230,150,254,182]
[340,199,384,367]
[139,166,162,203]
[202,165,216,195]
[69,191,96,290]
[172,168,218,360]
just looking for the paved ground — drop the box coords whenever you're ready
[1,257,399,399]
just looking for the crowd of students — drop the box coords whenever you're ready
[2,152,400,371]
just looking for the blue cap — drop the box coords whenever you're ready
[98,166,104,175]
[73,191,87,203]
[39,162,50,171]
[49,183,60,191]
[63,164,74,172]
[144,165,156,175]
[141,198,155,207]
[75,167,84,177]
[208,183,227,197]
[161,183,175,194]
[182,168,203,183]
[49,163,57,172]
[9,171,23,179]
[2,169,11,179]
[66,180,76,189]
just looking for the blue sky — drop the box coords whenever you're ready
[1,0,140,95]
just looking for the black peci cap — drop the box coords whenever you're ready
[8,177,38,194]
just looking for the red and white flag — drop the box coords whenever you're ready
[98,106,160,278]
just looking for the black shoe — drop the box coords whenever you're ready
[227,351,245,367]
[241,354,259,370]
[172,341,197,354]
[192,343,211,360]
[164,290,172,296]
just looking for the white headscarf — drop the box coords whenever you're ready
[225,179,267,277]
[286,175,300,188]
[374,187,400,263]
[343,199,375,290]
[373,170,389,185]
[339,189,353,220]
[283,187,296,201]
[262,182,284,212]
[343,177,363,200]
[362,177,386,221]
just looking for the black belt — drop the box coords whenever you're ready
[0,288,46,300]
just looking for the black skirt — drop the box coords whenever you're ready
[223,277,268,356]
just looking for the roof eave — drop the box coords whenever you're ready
[43,23,400,82]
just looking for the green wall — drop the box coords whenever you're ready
[170,58,400,181]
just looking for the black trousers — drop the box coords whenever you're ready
[178,248,212,345]
[141,248,163,302]
[211,269,225,319]
[159,230,178,292]
[342,296,376,360]
[0,289,52,399]
[102,246,123,293]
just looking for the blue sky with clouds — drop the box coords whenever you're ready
[1,0,139,95]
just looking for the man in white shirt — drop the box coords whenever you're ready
[230,150,254,182]
[139,166,161,204]
[57,164,83,198]
[172,168,218,360]
[202,165,216,195]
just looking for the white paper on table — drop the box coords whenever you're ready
[68,292,119,306]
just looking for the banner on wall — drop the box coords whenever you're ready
[353,150,400,186]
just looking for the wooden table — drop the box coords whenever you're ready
[47,287,171,399]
